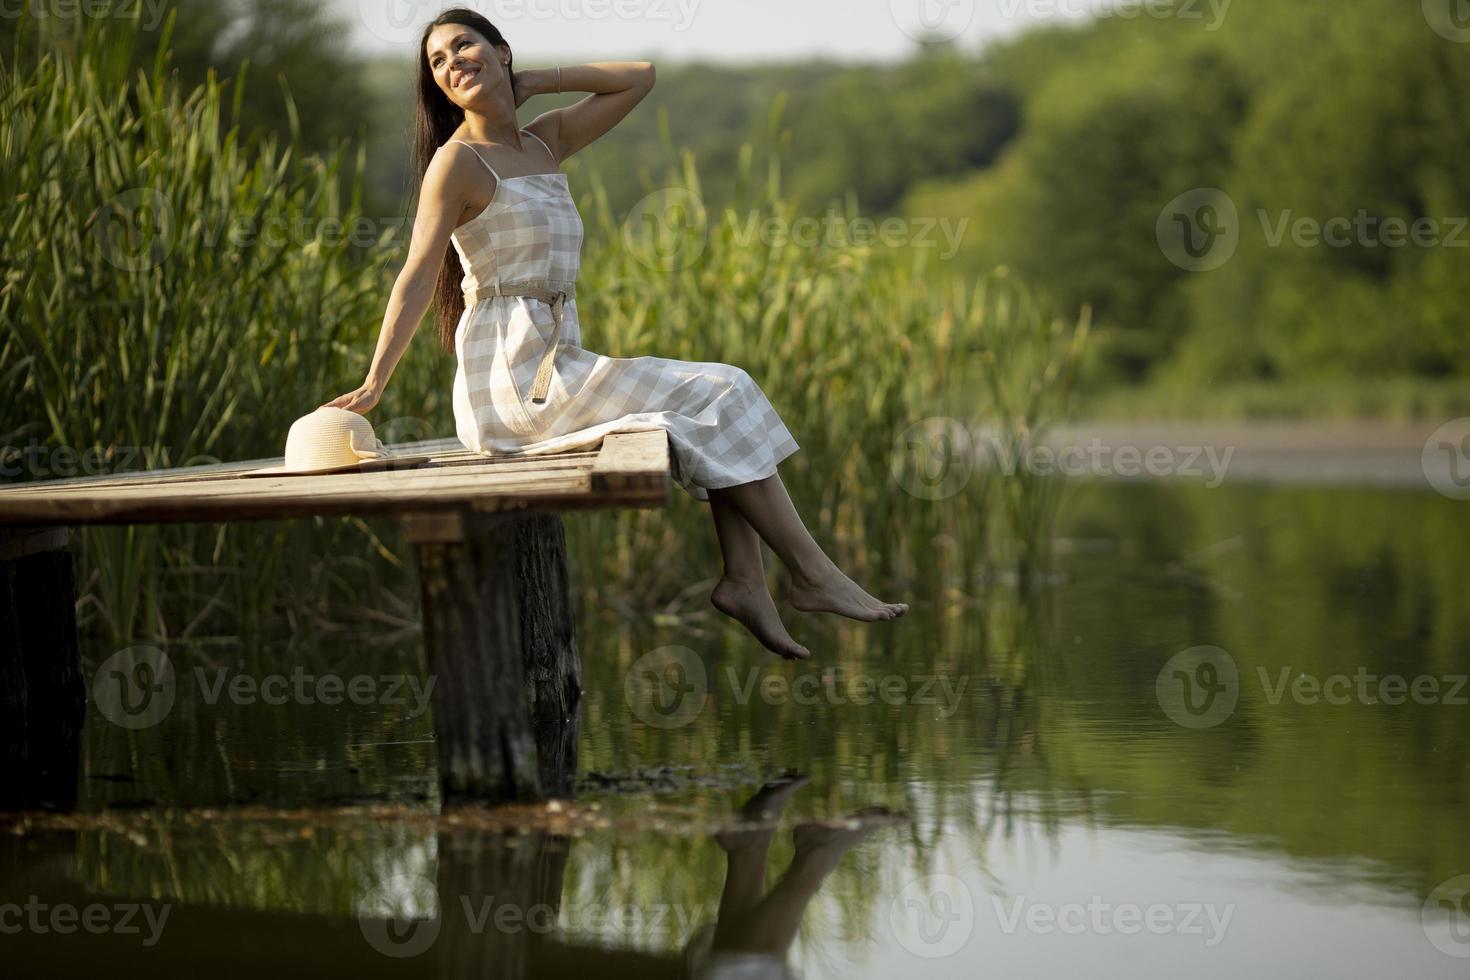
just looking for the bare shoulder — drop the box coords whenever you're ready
[423,140,488,211]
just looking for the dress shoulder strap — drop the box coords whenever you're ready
[446,139,501,181]
[522,128,557,164]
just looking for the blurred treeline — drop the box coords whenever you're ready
[1,0,372,160]
[908,2,1470,410]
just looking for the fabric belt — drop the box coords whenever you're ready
[463,281,576,404]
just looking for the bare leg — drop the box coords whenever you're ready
[724,810,890,953]
[712,775,811,941]
[707,493,809,660]
[709,474,908,622]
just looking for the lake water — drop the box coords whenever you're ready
[4,478,1468,977]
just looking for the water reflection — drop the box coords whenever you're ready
[3,790,1463,977]
[1,785,901,978]
[5,480,1469,975]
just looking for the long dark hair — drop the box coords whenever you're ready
[412,9,517,353]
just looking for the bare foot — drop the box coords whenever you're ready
[788,561,909,622]
[739,772,811,820]
[712,576,810,661]
[716,773,811,851]
[791,807,901,862]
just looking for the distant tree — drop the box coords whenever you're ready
[1,0,372,160]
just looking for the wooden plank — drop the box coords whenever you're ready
[9,470,591,509]
[0,440,603,494]
[0,452,598,496]
[0,467,668,524]
[401,510,468,545]
[590,429,671,496]
[0,486,667,525]
[0,433,669,526]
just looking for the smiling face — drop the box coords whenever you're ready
[424,24,508,109]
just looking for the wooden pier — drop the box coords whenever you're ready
[0,430,671,810]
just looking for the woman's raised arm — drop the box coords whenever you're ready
[521,61,656,164]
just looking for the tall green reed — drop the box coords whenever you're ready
[1,7,410,653]
[567,117,1090,615]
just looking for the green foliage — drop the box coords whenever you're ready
[562,128,1087,614]
[908,0,1470,397]
[0,9,407,649]
[1,13,1086,649]
[780,48,1020,214]
[0,0,375,161]
[1180,2,1470,385]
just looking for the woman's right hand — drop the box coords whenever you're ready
[321,380,382,414]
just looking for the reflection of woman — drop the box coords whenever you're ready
[684,776,891,979]
[526,776,890,978]
[323,9,907,660]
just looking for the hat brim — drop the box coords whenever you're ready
[239,454,434,478]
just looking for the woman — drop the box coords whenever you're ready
[325,9,907,660]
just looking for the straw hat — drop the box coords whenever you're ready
[242,407,431,477]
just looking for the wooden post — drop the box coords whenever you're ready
[512,514,582,798]
[405,509,582,805]
[433,830,572,978]
[0,525,86,811]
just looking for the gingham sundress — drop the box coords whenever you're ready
[446,130,800,501]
